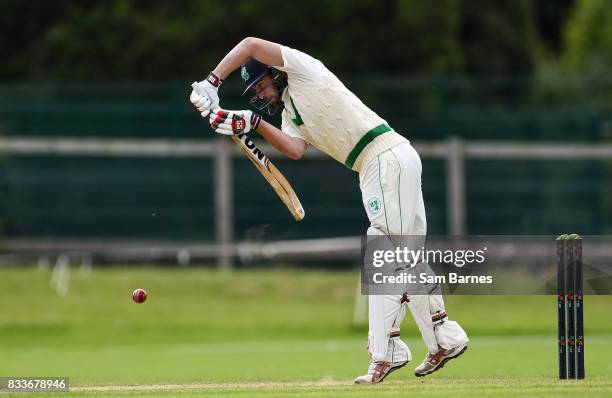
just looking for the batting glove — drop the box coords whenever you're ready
[190,72,222,117]
[209,108,262,135]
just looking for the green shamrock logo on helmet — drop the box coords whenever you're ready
[241,66,249,82]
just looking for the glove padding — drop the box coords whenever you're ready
[190,73,222,117]
[209,108,262,135]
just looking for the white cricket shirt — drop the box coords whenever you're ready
[274,45,408,172]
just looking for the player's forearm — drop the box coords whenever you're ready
[256,120,307,160]
[213,39,252,79]
[213,37,283,79]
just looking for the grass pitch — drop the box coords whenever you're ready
[1,267,611,397]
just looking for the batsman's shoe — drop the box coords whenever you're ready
[414,343,468,377]
[354,360,408,384]
[355,334,411,384]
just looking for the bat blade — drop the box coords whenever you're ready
[232,133,305,221]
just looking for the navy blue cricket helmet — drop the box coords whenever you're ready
[240,59,287,116]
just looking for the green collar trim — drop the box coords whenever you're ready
[289,97,304,126]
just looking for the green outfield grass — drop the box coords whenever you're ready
[1,267,611,397]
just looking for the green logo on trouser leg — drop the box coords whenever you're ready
[367,196,382,215]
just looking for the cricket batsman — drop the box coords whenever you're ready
[189,37,469,383]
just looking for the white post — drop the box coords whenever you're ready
[446,136,466,236]
[214,138,233,269]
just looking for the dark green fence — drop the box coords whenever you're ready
[0,77,611,240]
[0,76,610,140]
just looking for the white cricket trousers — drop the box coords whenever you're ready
[359,141,468,361]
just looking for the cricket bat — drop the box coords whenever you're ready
[191,82,304,221]
[231,133,305,221]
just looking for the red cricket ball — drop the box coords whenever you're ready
[132,288,148,304]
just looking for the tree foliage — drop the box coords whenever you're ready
[563,0,612,71]
[0,0,559,81]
